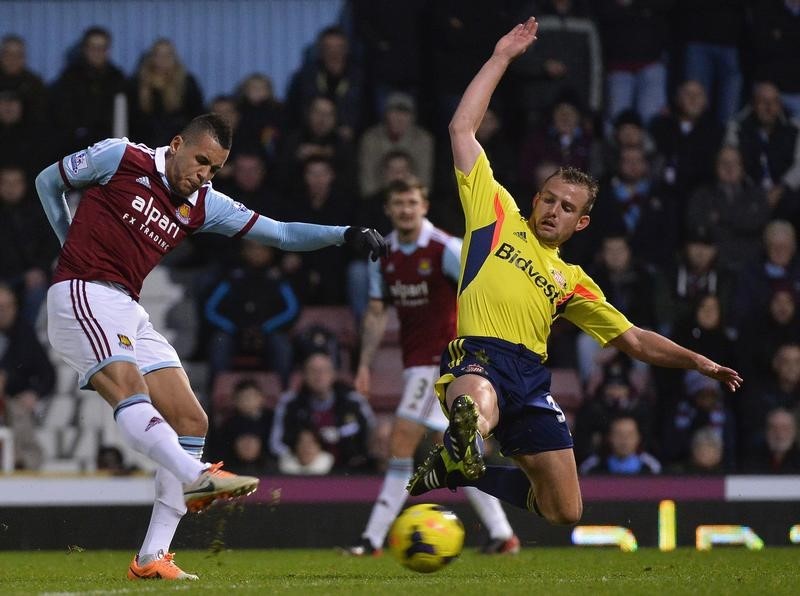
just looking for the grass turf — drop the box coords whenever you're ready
[0,547,797,595]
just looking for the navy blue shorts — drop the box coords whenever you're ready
[434,336,573,456]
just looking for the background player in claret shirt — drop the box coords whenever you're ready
[407,18,742,527]
[35,114,386,581]
[343,179,519,556]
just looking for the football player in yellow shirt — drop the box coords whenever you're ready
[407,17,742,525]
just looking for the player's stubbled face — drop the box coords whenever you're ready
[385,189,428,235]
[530,177,590,247]
[166,133,229,197]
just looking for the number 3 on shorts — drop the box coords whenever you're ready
[545,394,566,423]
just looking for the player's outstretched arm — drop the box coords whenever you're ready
[449,16,539,174]
[245,217,388,261]
[354,299,389,397]
[608,326,743,392]
[35,163,73,246]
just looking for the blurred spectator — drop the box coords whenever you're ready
[204,240,299,387]
[591,108,661,181]
[650,80,724,202]
[660,293,738,412]
[584,235,670,333]
[659,370,737,470]
[127,38,204,148]
[747,0,800,118]
[741,407,800,474]
[0,34,47,125]
[576,235,668,398]
[741,343,800,448]
[511,0,603,122]
[278,427,335,475]
[518,97,596,199]
[573,353,654,463]
[235,73,285,164]
[292,324,343,372]
[347,0,427,119]
[578,415,662,476]
[670,294,737,369]
[588,145,679,268]
[725,82,800,223]
[669,426,726,475]
[356,150,416,235]
[358,92,434,197]
[278,95,356,194]
[0,165,58,324]
[205,94,239,184]
[663,228,736,330]
[678,0,746,124]
[270,352,375,471]
[208,94,240,132]
[286,26,364,141]
[0,90,47,176]
[0,284,54,470]
[214,379,275,475]
[594,0,673,128]
[738,285,800,384]
[685,146,770,272]
[733,220,800,329]
[219,151,283,218]
[425,2,518,132]
[282,156,353,306]
[476,104,519,197]
[50,26,126,153]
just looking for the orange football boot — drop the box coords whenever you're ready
[127,550,198,580]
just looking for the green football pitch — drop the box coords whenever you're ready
[0,548,797,595]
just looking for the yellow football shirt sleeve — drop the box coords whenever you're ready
[455,151,519,228]
[560,269,633,346]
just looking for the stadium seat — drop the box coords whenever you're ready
[210,371,285,424]
[550,367,584,411]
[367,346,403,413]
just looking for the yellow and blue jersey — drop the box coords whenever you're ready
[455,151,632,360]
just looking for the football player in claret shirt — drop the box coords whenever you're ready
[35,113,386,581]
[407,18,742,525]
[344,178,519,557]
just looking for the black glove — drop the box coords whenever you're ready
[344,226,388,262]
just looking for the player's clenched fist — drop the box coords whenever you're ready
[345,227,388,261]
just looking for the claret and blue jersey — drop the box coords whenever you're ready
[36,138,348,300]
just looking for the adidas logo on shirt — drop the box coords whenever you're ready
[513,230,527,242]
[136,176,151,189]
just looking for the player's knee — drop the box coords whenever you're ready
[174,408,208,437]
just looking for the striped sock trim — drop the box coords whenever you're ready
[386,457,413,475]
[113,394,152,420]
[178,436,205,460]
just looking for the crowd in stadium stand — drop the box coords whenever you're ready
[1,0,800,477]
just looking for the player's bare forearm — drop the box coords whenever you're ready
[609,327,743,392]
[449,17,538,173]
[357,299,388,369]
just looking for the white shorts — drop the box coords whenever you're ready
[47,280,181,390]
[396,365,449,431]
